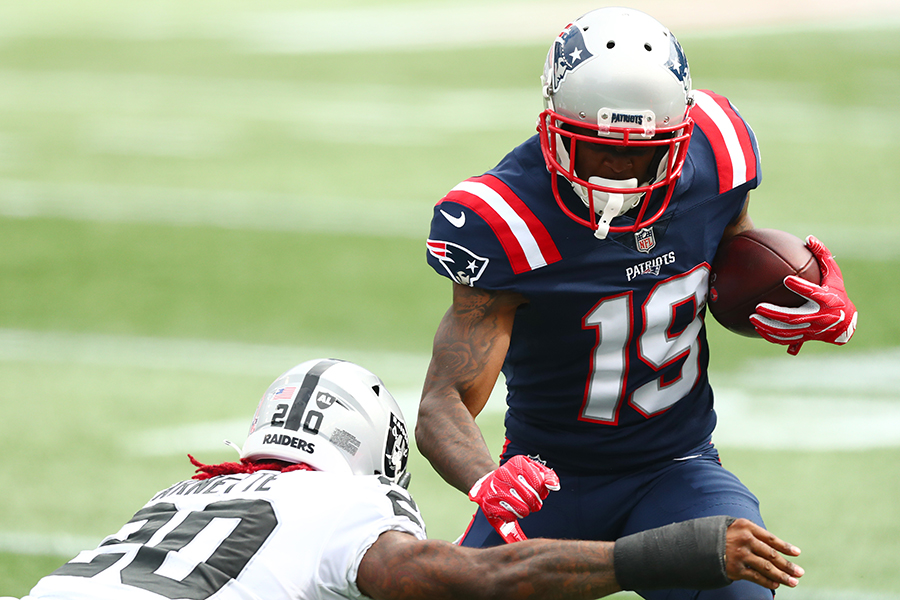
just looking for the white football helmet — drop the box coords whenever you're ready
[240,358,410,485]
[538,7,695,239]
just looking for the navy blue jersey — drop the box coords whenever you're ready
[426,91,762,474]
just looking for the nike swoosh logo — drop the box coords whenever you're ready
[440,209,466,228]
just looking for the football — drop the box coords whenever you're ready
[708,228,821,337]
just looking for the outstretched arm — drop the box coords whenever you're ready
[359,529,620,600]
[357,517,803,600]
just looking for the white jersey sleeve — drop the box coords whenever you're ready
[314,476,426,600]
[23,471,426,600]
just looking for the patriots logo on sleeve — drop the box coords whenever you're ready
[427,239,489,287]
[550,24,594,93]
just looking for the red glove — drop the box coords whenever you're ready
[468,455,560,543]
[750,235,858,356]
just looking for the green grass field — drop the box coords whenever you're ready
[2,1,899,598]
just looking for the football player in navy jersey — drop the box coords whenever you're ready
[417,7,856,600]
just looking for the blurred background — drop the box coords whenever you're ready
[1,1,899,598]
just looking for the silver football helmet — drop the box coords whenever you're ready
[538,7,695,239]
[240,358,409,485]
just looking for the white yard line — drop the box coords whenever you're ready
[0,178,430,239]
[1,176,897,259]
[1,1,898,48]
[0,328,428,380]
[1,328,898,452]
[238,1,900,54]
[0,531,101,558]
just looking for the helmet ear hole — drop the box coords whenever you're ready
[606,40,615,49]
[644,43,652,51]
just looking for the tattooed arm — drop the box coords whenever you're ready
[415,283,527,493]
[358,530,620,600]
[356,518,803,600]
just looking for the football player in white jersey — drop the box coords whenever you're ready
[13,358,803,600]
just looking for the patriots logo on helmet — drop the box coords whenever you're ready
[664,33,690,91]
[551,24,594,93]
[427,239,489,287]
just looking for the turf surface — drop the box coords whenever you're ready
[1,2,898,598]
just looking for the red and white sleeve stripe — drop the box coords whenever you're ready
[442,174,561,274]
[690,90,759,194]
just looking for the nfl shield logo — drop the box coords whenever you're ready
[635,227,656,253]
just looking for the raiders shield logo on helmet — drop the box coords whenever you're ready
[384,413,409,480]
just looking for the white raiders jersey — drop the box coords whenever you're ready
[23,470,427,600]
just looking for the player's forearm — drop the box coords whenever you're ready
[477,539,622,600]
[417,285,520,493]
[359,518,802,600]
[415,389,498,493]
[359,534,620,600]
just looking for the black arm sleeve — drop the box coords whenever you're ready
[613,515,736,591]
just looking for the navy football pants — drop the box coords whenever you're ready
[459,442,774,600]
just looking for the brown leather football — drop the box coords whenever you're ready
[708,229,821,337]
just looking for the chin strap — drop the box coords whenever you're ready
[586,177,639,239]
[224,439,242,456]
